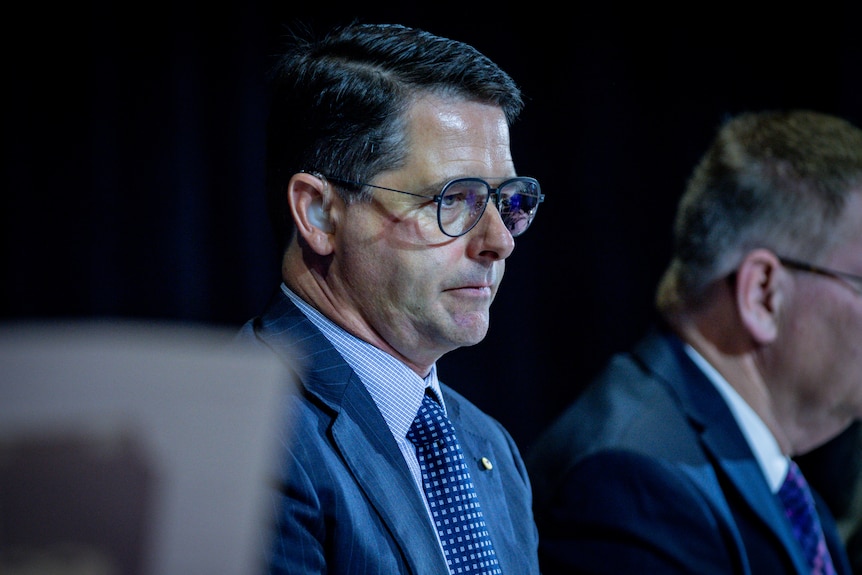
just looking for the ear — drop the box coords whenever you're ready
[288,172,334,255]
[734,249,784,344]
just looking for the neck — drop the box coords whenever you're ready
[281,248,437,377]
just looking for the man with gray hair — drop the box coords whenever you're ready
[527,109,862,574]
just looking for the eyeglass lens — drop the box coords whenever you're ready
[440,179,541,237]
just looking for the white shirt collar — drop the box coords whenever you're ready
[683,344,789,492]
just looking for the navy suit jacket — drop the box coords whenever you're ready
[525,326,852,574]
[239,290,540,575]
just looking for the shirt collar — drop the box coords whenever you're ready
[281,283,444,438]
[684,344,789,492]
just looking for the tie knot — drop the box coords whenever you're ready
[407,393,453,448]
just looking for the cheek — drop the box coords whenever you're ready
[342,237,428,301]
[777,291,833,367]
[827,288,862,341]
[814,296,862,404]
[837,302,862,374]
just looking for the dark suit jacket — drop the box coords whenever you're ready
[239,290,540,575]
[525,326,852,575]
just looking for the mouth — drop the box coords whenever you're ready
[443,266,499,296]
[444,284,494,297]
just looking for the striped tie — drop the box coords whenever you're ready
[777,460,836,575]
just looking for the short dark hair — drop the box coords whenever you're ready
[264,22,524,248]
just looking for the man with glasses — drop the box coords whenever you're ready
[239,22,543,574]
[527,109,862,574]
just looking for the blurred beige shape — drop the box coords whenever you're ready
[0,319,295,575]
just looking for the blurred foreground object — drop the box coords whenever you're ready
[0,319,296,575]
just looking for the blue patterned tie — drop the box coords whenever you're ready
[407,392,501,574]
[777,460,836,575]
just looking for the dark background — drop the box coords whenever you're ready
[3,3,861,469]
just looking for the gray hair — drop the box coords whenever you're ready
[656,109,862,313]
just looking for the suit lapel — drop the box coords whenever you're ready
[701,427,810,574]
[639,330,811,574]
[332,378,448,573]
[256,291,449,574]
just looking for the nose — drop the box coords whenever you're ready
[468,201,515,260]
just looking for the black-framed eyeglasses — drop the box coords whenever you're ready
[319,174,544,238]
[778,256,862,296]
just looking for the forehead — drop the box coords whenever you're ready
[398,95,513,183]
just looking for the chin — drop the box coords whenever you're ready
[452,322,490,347]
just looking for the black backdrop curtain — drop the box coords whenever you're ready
[3,1,861,483]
